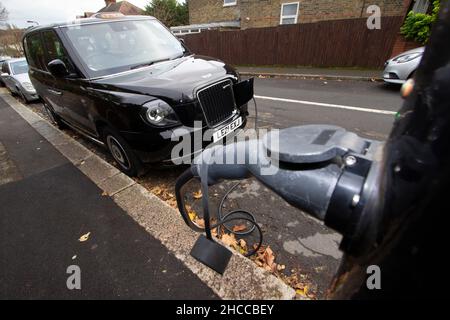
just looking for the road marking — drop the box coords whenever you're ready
[255,95,397,115]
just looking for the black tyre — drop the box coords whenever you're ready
[43,102,66,129]
[19,91,29,104]
[102,127,144,177]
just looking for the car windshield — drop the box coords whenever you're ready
[62,19,186,78]
[10,60,29,75]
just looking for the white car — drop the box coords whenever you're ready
[1,58,39,103]
[383,47,425,84]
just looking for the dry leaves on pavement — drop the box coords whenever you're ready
[193,190,202,199]
[281,269,317,300]
[150,185,177,208]
[143,180,316,298]
[78,232,91,242]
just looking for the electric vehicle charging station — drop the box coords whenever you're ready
[176,123,384,273]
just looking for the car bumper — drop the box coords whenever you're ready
[383,78,406,84]
[23,90,39,101]
[121,113,248,164]
[382,58,420,84]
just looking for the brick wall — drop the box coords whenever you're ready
[390,33,422,57]
[189,0,411,29]
[189,0,241,25]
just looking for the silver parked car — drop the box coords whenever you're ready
[0,58,39,103]
[0,56,11,86]
[383,47,425,84]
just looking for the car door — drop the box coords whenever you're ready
[24,32,65,116]
[1,62,14,92]
[41,30,97,136]
[0,62,5,85]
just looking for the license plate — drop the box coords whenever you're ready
[213,117,242,143]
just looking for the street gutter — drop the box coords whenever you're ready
[239,71,383,82]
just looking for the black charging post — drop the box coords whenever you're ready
[189,156,232,274]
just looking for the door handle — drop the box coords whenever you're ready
[47,89,62,96]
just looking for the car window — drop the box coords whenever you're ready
[10,60,29,75]
[1,62,8,74]
[24,33,47,71]
[62,19,185,77]
[42,30,75,73]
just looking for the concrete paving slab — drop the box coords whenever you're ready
[77,155,121,185]
[98,172,136,196]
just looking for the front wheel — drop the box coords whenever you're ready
[102,127,144,177]
[19,91,29,104]
[43,102,66,129]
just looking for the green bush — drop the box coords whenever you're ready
[400,0,442,44]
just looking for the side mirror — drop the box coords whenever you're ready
[47,59,69,78]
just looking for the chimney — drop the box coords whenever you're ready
[105,0,116,6]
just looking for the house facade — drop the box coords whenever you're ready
[188,0,426,30]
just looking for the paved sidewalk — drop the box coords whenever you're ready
[0,97,217,299]
[236,66,382,81]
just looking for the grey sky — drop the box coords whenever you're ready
[2,0,184,28]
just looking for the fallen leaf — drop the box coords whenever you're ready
[196,218,205,228]
[238,239,247,249]
[238,239,247,255]
[166,198,177,208]
[263,246,275,268]
[78,232,91,242]
[101,191,108,196]
[221,233,238,249]
[151,186,163,195]
[296,285,309,297]
[193,190,202,199]
[188,211,197,221]
[296,289,308,297]
[232,224,247,232]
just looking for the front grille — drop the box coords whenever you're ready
[388,72,399,79]
[197,79,236,127]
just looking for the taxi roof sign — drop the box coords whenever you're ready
[93,12,125,19]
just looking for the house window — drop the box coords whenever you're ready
[412,0,430,13]
[280,2,299,25]
[223,0,237,7]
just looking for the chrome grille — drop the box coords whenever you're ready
[197,79,236,127]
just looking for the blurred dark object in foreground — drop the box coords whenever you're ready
[328,2,450,299]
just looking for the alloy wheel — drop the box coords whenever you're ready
[106,135,131,171]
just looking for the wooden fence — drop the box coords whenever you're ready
[182,16,404,69]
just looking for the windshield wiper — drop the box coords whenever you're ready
[130,58,171,70]
[171,51,190,60]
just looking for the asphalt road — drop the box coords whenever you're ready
[250,77,402,140]
[23,77,403,298]
[215,77,403,296]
